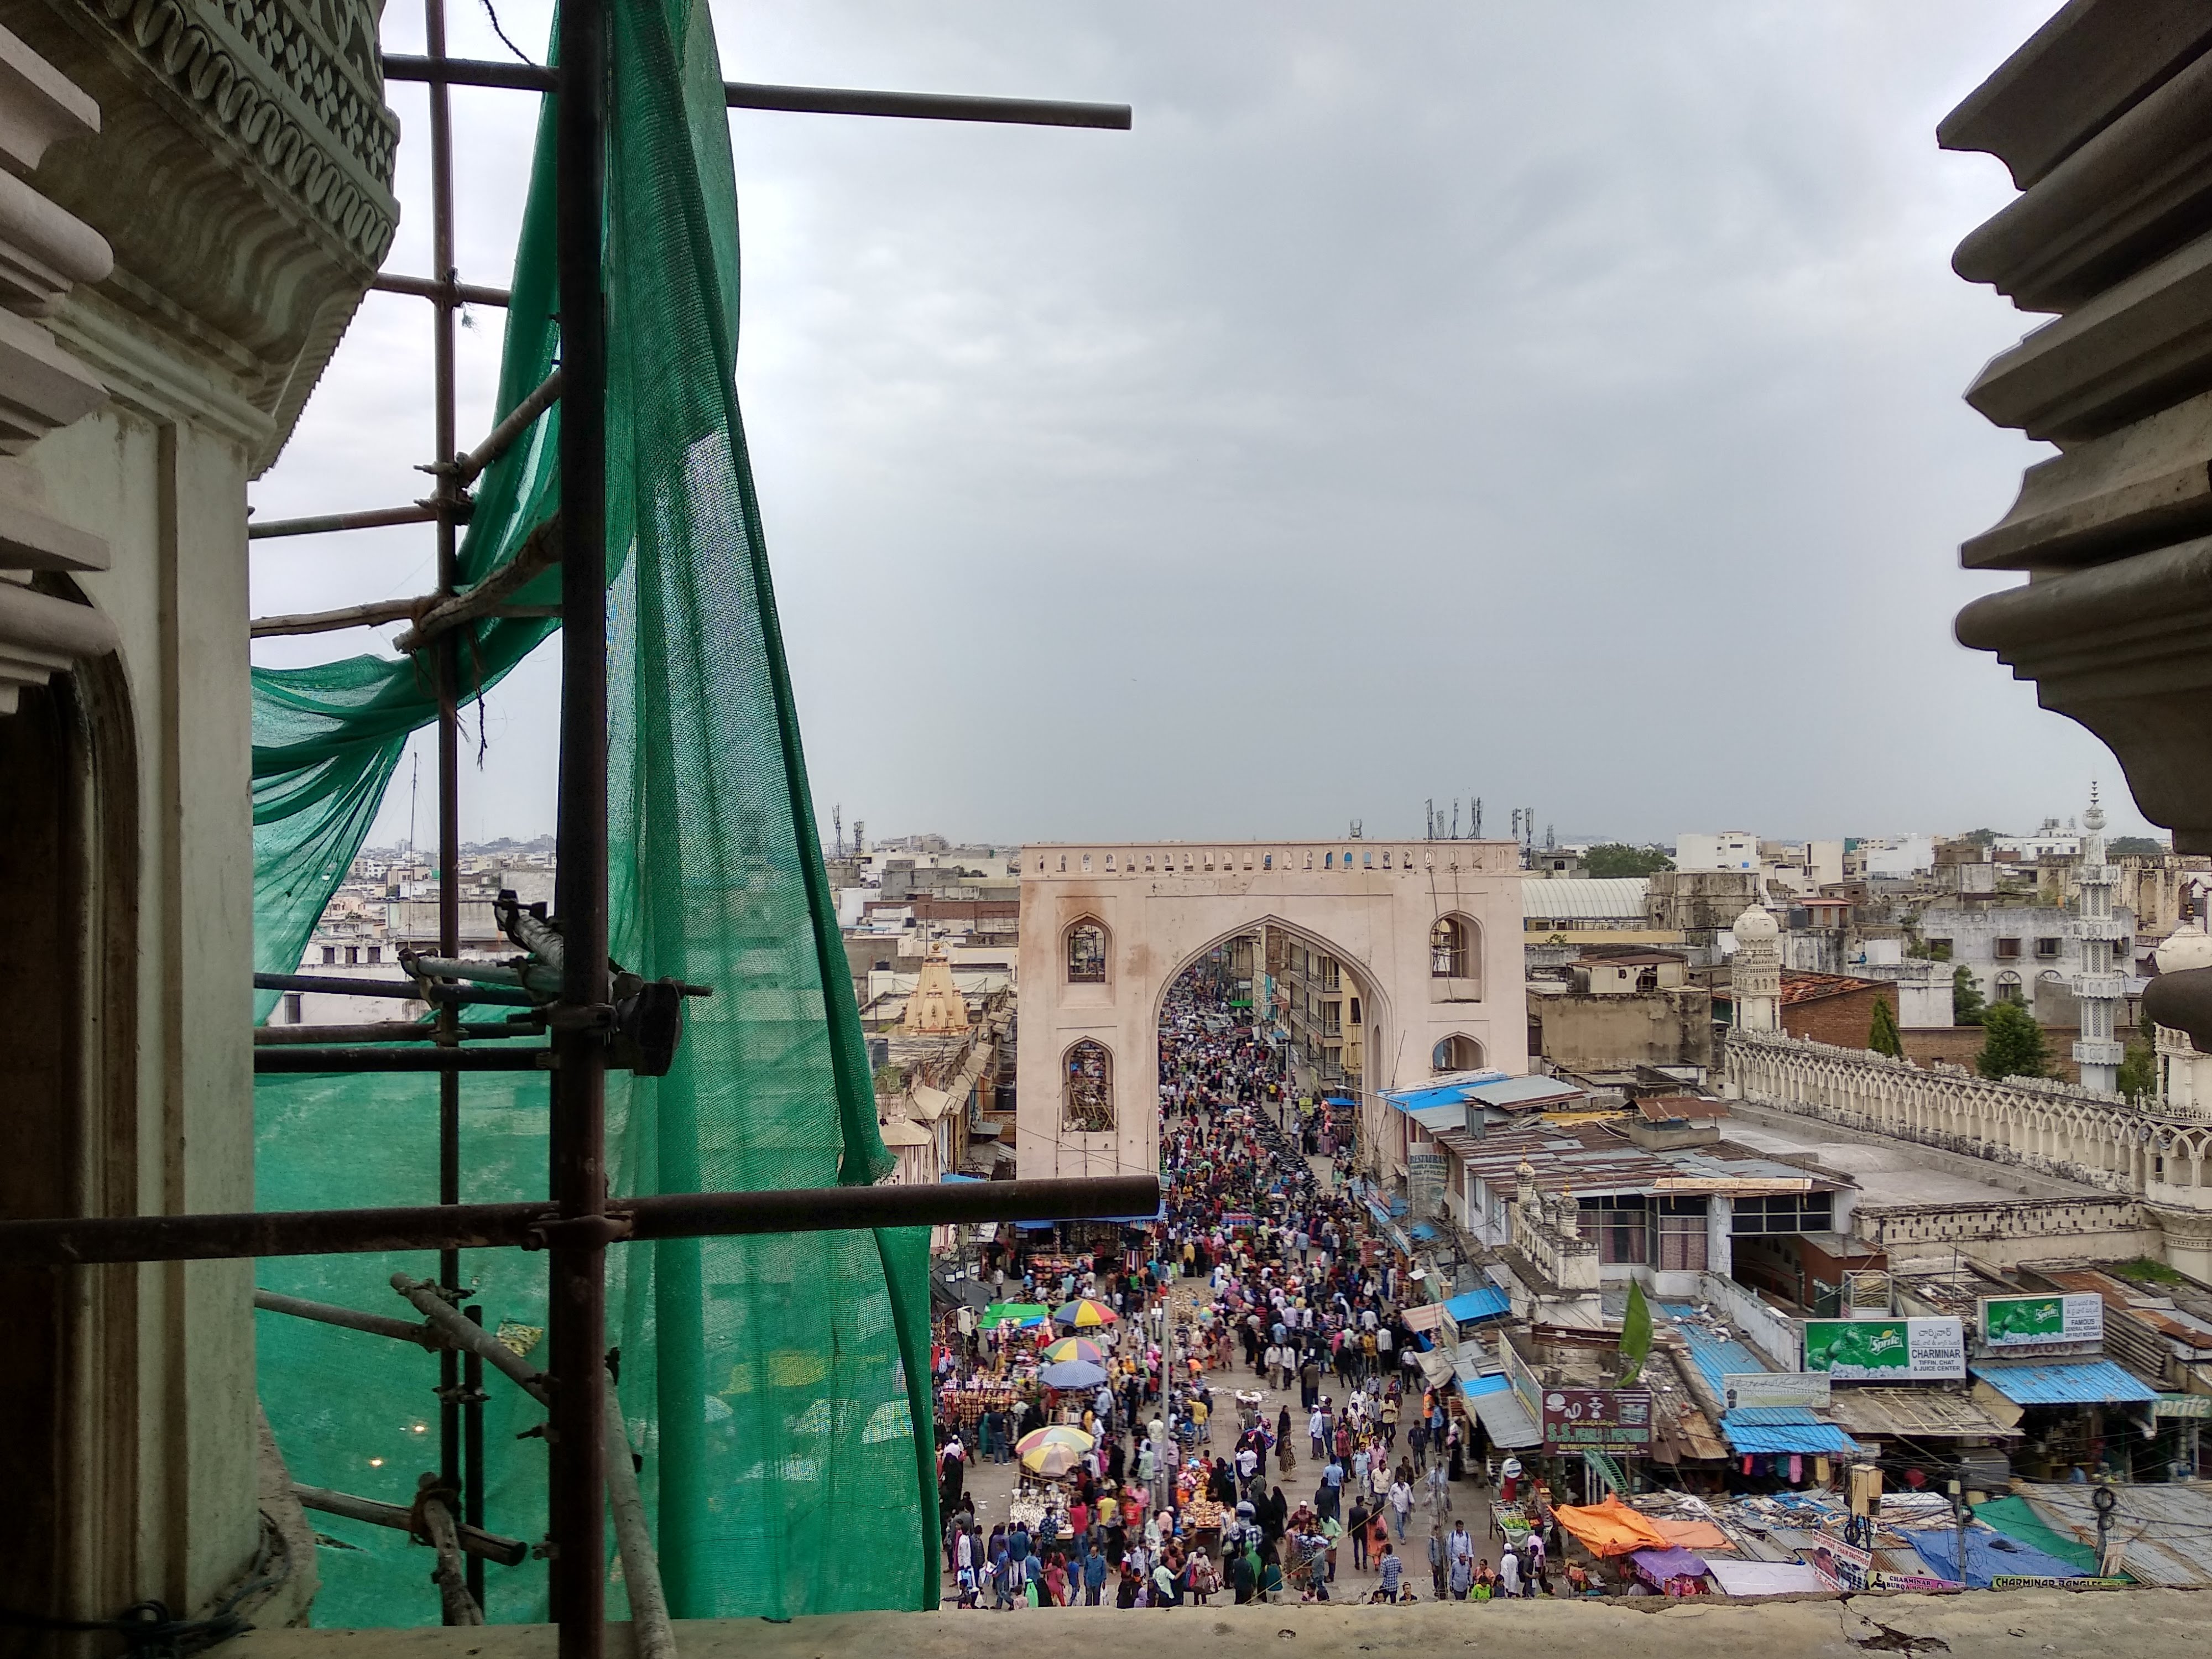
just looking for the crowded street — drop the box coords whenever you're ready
[931,966,1562,1609]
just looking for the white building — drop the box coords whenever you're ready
[1676,831,1759,873]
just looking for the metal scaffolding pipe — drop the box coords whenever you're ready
[254,1287,450,1349]
[455,369,563,484]
[247,502,451,540]
[254,1046,552,1074]
[0,1174,1160,1266]
[254,1019,542,1046]
[373,272,514,308]
[393,1274,549,1403]
[605,1389,676,1659]
[254,971,536,1008]
[294,1483,529,1567]
[723,80,1130,129]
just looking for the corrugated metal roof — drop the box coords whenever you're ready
[2018,1482,2212,1587]
[1828,1387,2015,1439]
[1969,1358,2159,1405]
[1470,1076,1584,1108]
[1472,1387,1543,1449]
[1444,1286,1512,1323]
[1720,1411,1859,1455]
[1662,1303,1772,1400]
[1522,878,1650,921]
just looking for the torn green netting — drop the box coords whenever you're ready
[252,0,937,1624]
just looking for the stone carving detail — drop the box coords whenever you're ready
[76,0,398,263]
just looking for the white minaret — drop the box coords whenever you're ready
[2153,922,2212,1119]
[2072,787,2126,1093]
[1731,904,1782,1034]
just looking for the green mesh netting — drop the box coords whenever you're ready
[252,0,937,1623]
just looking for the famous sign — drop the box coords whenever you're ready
[1979,1293,2103,1349]
[1541,1386,1652,1450]
[1802,1318,1965,1381]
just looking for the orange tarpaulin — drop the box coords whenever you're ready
[1553,1496,1673,1558]
[1654,1518,1731,1552]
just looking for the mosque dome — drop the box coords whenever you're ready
[2157,921,2212,976]
[1731,905,1778,944]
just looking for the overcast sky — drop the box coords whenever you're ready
[251,1,2147,852]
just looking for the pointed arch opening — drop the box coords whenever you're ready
[1063,1039,1114,1133]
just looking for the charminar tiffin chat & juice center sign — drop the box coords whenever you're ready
[1801,1317,1965,1380]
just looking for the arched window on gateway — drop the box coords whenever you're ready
[1063,1040,1114,1132]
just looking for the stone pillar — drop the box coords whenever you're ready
[0,0,393,1627]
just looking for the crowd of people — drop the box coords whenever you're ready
[927,971,1581,1610]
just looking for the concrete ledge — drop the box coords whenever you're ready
[224,1590,2205,1659]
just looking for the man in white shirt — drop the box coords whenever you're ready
[1389,1476,1413,1541]
[1499,1546,1522,1599]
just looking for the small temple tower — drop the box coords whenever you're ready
[901,943,971,1036]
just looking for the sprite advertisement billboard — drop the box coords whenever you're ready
[1979,1293,2103,1348]
[1802,1317,1965,1380]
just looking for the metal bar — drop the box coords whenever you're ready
[255,972,538,1008]
[463,1307,487,1608]
[723,80,1130,130]
[395,1274,548,1401]
[254,1020,541,1046]
[380,54,1129,132]
[247,502,450,541]
[456,369,562,484]
[249,597,425,638]
[373,273,514,309]
[383,53,559,92]
[0,1175,1160,1265]
[425,0,469,1582]
[604,1386,676,1659]
[293,1483,530,1567]
[552,0,609,1643]
[253,1046,552,1073]
[253,1287,448,1349]
[419,1491,486,1625]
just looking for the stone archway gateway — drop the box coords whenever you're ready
[1016,839,1524,1182]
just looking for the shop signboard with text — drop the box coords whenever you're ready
[1803,1317,1965,1380]
[1541,1386,1652,1450]
[1979,1293,2103,1349]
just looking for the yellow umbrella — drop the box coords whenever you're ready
[1021,1442,1083,1479]
[1041,1337,1106,1366]
[1015,1424,1094,1455]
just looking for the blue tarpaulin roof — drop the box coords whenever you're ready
[1908,1525,2084,1590]
[1661,1303,1772,1400]
[1382,1074,1507,1113]
[1969,1359,2159,1406]
[1410,1222,1439,1240]
[1460,1373,1510,1397]
[1444,1286,1512,1324]
[940,1172,983,1183]
[1719,1408,1859,1455]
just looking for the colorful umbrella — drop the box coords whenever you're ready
[1041,1338,1105,1365]
[1055,1298,1118,1328]
[1039,1360,1111,1391]
[1015,1425,1094,1454]
[1021,1442,1083,1479]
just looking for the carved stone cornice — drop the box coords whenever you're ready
[72,0,395,264]
[0,0,398,469]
